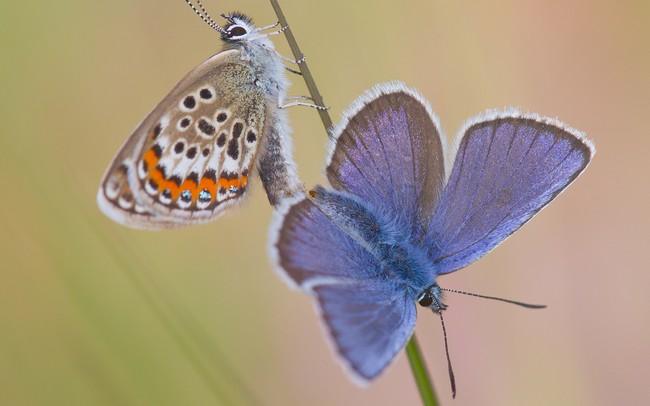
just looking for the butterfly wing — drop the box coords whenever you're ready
[271,196,416,381]
[272,196,381,289]
[98,49,268,229]
[314,283,416,382]
[326,82,446,238]
[426,112,595,274]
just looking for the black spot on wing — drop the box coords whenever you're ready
[198,119,216,136]
[187,172,199,184]
[183,95,196,109]
[227,138,239,159]
[155,164,167,179]
[169,175,182,186]
[147,179,159,190]
[220,171,237,180]
[151,144,163,158]
[232,122,243,138]
[199,88,213,100]
[204,169,217,181]
[217,133,227,147]
[174,141,185,154]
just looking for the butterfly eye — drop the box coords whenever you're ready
[417,291,434,307]
[228,26,247,37]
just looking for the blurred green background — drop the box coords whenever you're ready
[1,1,649,405]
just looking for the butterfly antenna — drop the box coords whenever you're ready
[438,311,457,398]
[195,0,220,29]
[184,0,226,34]
[441,288,547,309]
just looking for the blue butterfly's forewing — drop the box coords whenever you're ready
[325,83,446,238]
[426,114,594,274]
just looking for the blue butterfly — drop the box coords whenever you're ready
[269,82,594,393]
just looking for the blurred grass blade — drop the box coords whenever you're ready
[87,215,259,405]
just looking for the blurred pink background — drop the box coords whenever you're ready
[1,1,648,405]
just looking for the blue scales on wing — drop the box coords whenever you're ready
[273,190,421,381]
[272,84,449,381]
[425,114,594,274]
[325,84,446,239]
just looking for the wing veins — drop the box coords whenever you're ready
[433,145,577,265]
[439,122,499,252]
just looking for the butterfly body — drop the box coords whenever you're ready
[98,12,300,229]
[228,33,288,102]
[308,186,436,298]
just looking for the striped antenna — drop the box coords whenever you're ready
[184,0,226,34]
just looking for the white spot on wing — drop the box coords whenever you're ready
[144,180,158,196]
[170,144,199,179]
[118,196,134,209]
[137,160,147,179]
[189,148,210,179]
[239,126,257,172]
[105,180,120,200]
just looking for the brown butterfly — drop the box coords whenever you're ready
[98,3,322,229]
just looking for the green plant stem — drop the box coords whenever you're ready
[268,0,333,132]
[268,1,440,405]
[406,335,439,406]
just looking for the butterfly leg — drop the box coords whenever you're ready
[275,50,306,66]
[285,95,314,102]
[285,67,302,76]
[279,96,328,110]
[262,25,289,37]
[248,25,288,41]
[256,21,281,32]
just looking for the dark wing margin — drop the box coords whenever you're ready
[325,82,447,240]
[426,111,595,274]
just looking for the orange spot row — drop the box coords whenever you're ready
[160,178,181,200]
[218,175,247,191]
[143,149,159,171]
[143,142,248,205]
[181,178,199,201]
[200,177,217,199]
